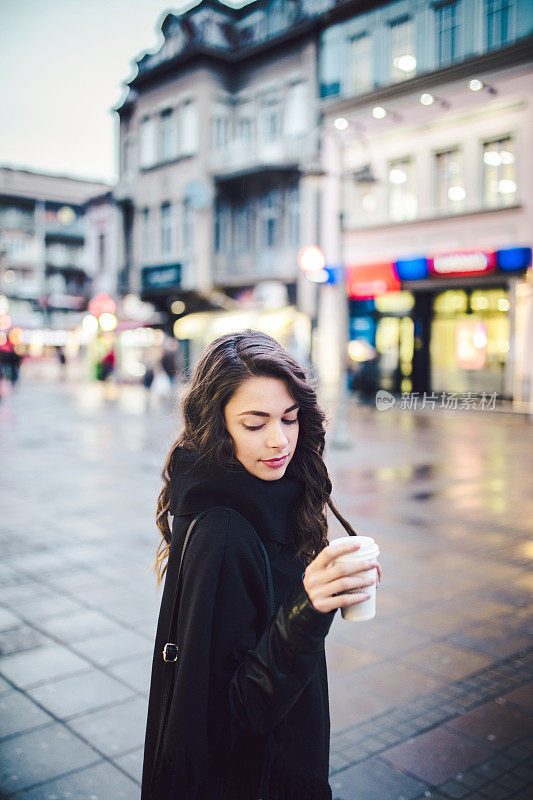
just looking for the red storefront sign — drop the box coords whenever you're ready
[429,250,496,278]
[347,262,401,299]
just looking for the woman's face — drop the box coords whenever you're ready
[224,376,299,481]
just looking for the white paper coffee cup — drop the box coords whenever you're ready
[329,535,380,622]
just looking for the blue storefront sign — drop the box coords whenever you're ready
[496,247,532,272]
[141,264,181,293]
[394,257,429,281]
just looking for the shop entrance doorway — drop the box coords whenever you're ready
[430,288,510,397]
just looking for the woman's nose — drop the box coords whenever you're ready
[266,422,288,448]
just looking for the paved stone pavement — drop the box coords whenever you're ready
[0,371,532,799]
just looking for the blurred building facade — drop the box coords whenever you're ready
[0,166,116,335]
[114,0,343,363]
[114,0,533,404]
[318,0,533,404]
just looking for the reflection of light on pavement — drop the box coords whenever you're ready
[376,467,397,481]
[519,541,533,560]
[488,496,507,514]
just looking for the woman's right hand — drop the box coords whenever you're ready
[303,539,379,614]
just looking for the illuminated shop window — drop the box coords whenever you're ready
[483,137,516,208]
[431,287,510,394]
[470,289,510,313]
[435,149,465,213]
[433,290,468,315]
[375,291,415,314]
[388,157,417,222]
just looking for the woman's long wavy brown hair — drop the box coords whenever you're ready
[154,329,356,586]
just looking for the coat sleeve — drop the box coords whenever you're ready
[208,510,336,738]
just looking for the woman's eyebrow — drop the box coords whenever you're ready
[237,403,299,417]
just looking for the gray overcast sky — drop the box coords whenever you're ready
[1,0,250,184]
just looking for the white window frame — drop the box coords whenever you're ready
[388,157,417,222]
[434,148,465,213]
[348,32,373,95]
[389,16,416,82]
[140,117,156,169]
[181,100,198,155]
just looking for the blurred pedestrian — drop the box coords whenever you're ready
[141,329,381,800]
[101,347,115,380]
[0,340,22,386]
[160,338,181,385]
[151,367,172,404]
[142,359,155,410]
[56,346,67,381]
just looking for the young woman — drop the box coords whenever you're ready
[141,330,380,800]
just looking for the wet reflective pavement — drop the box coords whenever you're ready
[0,376,532,799]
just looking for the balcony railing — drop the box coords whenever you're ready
[208,134,314,178]
[213,247,298,285]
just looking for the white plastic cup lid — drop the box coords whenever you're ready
[330,535,379,559]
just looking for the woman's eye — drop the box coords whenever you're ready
[242,417,297,431]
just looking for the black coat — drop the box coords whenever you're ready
[141,449,336,800]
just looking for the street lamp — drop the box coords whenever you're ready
[300,116,379,447]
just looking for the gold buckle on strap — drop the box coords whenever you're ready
[162,642,178,662]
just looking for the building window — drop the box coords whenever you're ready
[159,109,176,162]
[237,114,252,147]
[319,27,341,98]
[261,99,282,143]
[349,181,378,227]
[122,137,135,178]
[234,206,252,252]
[160,202,172,255]
[390,17,416,81]
[142,208,151,260]
[435,1,459,66]
[181,100,198,155]
[183,198,194,252]
[284,83,308,137]
[348,33,373,95]
[140,118,156,168]
[261,192,281,248]
[215,203,230,254]
[483,136,516,208]
[485,0,513,49]
[98,233,106,273]
[388,157,417,221]
[212,105,230,150]
[287,186,300,246]
[435,149,465,213]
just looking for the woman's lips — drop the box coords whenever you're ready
[261,455,288,468]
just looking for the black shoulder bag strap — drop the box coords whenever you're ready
[151,506,275,786]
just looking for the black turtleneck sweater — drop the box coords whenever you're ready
[141,448,335,800]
